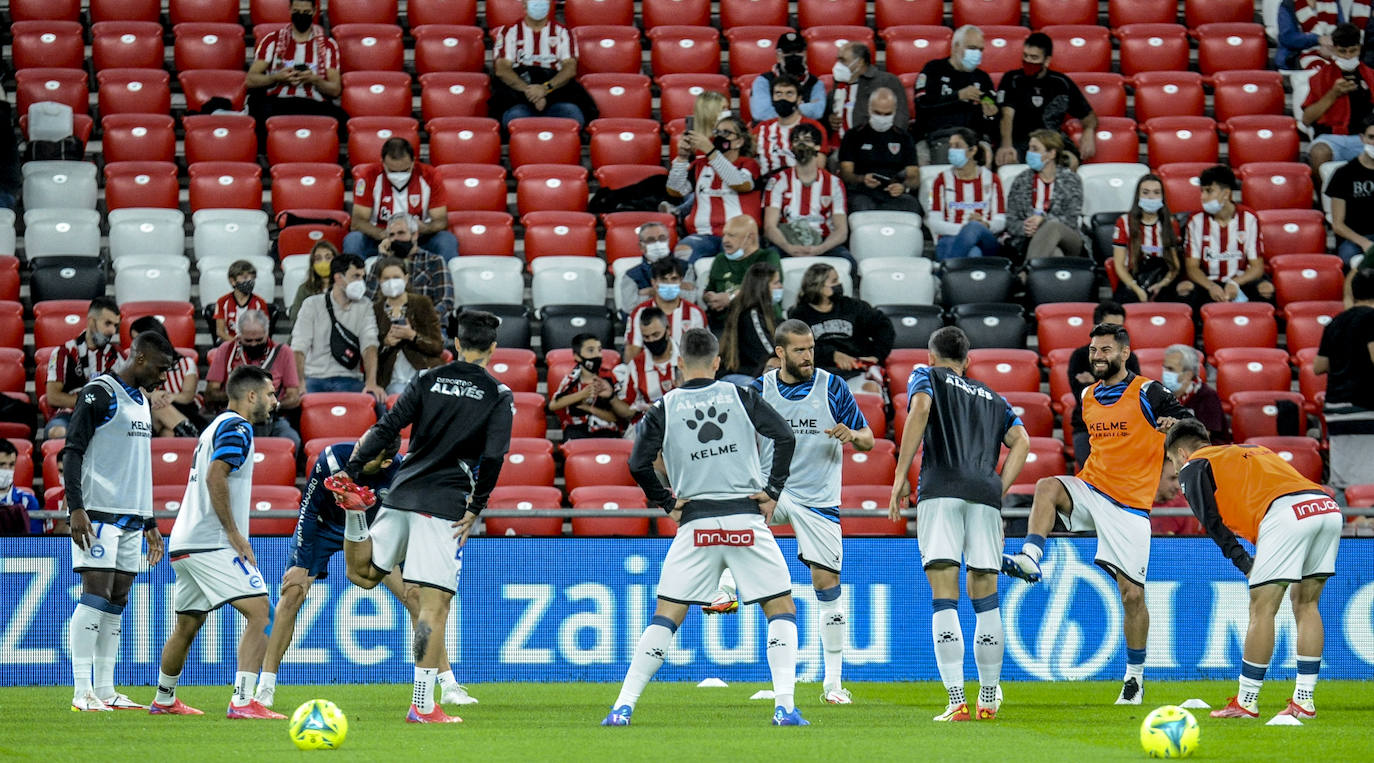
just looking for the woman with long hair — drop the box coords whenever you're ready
[289,240,339,320]
[667,114,763,263]
[1111,174,1190,304]
[1003,129,1085,259]
[789,263,893,395]
[718,262,782,384]
[929,126,1006,260]
[371,256,444,396]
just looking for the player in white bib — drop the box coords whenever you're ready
[64,331,178,711]
[149,366,281,718]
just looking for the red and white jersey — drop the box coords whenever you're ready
[492,21,575,68]
[753,117,827,176]
[49,332,119,403]
[214,292,270,339]
[353,163,448,226]
[1112,214,1178,261]
[253,26,340,102]
[614,350,679,416]
[766,167,846,239]
[832,84,857,143]
[1028,174,1056,216]
[625,298,707,349]
[686,156,762,236]
[930,168,1004,226]
[1186,204,1262,283]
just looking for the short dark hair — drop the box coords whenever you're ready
[89,296,120,317]
[1352,268,1374,301]
[791,123,824,147]
[129,315,168,340]
[1362,113,1374,134]
[130,327,175,362]
[1093,300,1126,324]
[679,327,719,365]
[226,364,273,400]
[380,137,414,161]
[1089,322,1131,346]
[771,75,800,95]
[929,326,970,362]
[228,259,257,279]
[570,332,599,352]
[1333,22,1362,49]
[331,253,366,280]
[1199,164,1238,191]
[650,257,684,280]
[455,309,500,352]
[1163,418,1211,454]
[847,42,871,66]
[1025,32,1053,57]
[773,318,813,349]
[0,438,17,457]
[638,305,667,328]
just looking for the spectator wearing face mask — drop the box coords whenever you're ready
[764,124,852,263]
[614,307,680,425]
[994,32,1096,169]
[290,241,338,321]
[372,257,445,397]
[1161,344,1228,443]
[828,42,909,144]
[1304,23,1374,173]
[0,439,40,536]
[490,0,598,128]
[618,222,697,315]
[750,32,829,122]
[839,88,921,214]
[291,253,385,400]
[928,127,1006,260]
[1184,165,1273,309]
[244,0,344,151]
[914,25,998,165]
[702,215,782,329]
[344,138,459,263]
[364,214,454,328]
[668,116,763,264]
[214,259,270,344]
[787,263,893,396]
[550,334,631,440]
[753,76,829,178]
[1004,129,1086,260]
[45,296,121,440]
[718,262,784,385]
[624,258,707,363]
[206,308,303,448]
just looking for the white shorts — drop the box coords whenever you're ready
[657,513,792,605]
[170,548,268,614]
[370,506,460,594]
[1249,493,1343,587]
[1055,476,1152,585]
[72,520,143,575]
[915,497,1004,573]
[771,493,843,573]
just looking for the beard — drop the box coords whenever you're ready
[1091,357,1123,380]
[784,359,814,380]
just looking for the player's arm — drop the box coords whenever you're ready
[629,402,675,512]
[825,373,874,451]
[346,378,421,475]
[1178,459,1252,575]
[740,387,795,500]
[208,419,256,566]
[891,391,931,518]
[999,423,1031,497]
[1142,379,1196,431]
[59,384,115,548]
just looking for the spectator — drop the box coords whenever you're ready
[614,307,679,424]
[490,0,597,128]
[764,124,852,263]
[345,138,458,262]
[0,439,39,536]
[244,0,343,151]
[668,116,763,264]
[372,256,445,397]
[214,259,270,344]
[205,308,302,448]
[838,88,920,213]
[788,263,894,395]
[1304,23,1374,173]
[290,240,338,320]
[994,32,1096,168]
[1314,268,1374,487]
[1277,0,1361,70]
[1161,343,1228,443]
[128,316,202,438]
[718,262,784,384]
[690,90,730,138]
[44,296,120,440]
[0,93,18,211]
[828,42,909,143]
[1067,302,1140,469]
[751,32,828,123]
[617,222,698,316]
[1184,165,1274,308]
[624,258,707,362]
[914,25,998,165]
[1112,174,1188,304]
[928,127,1006,260]
[702,216,783,328]
[1004,129,1086,260]
[290,253,385,400]
[753,76,829,178]
[549,333,630,439]
[364,214,454,328]
[1324,115,1374,264]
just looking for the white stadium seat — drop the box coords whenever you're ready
[450,255,526,306]
[108,208,186,261]
[0,208,15,257]
[191,208,270,260]
[113,255,192,303]
[23,208,101,259]
[858,256,937,306]
[849,210,924,261]
[21,160,98,211]
[531,256,606,309]
[1078,163,1152,219]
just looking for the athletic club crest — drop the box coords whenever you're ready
[1031,95,1043,107]
[409,194,421,207]
[888,143,901,154]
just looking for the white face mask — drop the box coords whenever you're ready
[1202,199,1224,215]
[386,170,412,188]
[831,62,853,84]
[1363,143,1374,160]
[1336,56,1361,72]
[344,280,368,301]
[380,277,407,298]
[643,241,671,261]
[869,113,894,131]
[0,468,11,491]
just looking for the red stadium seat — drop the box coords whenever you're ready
[248,487,304,536]
[885,348,931,399]
[1283,301,1344,360]
[1347,484,1374,507]
[333,24,405,73]
[1073,117,1141,164]
[1237,163,1314,212]
[341,71,414,118]
[34,301,89,349]
[173,23,247,71]
[407,0,477,26]
[855,393,888,439]
[300,393,378,442]
[803,27,876,78]
[120,301,197,348]
[1213,347,1292,406]
[10,0,81,21]
[412,25,486,75]
[563,439,636,493]
[328,0,398,24]
[271,163,345,215]
[876,0,943,28]
[93,0,161,22]
[0,260,16,303]
[1245,437,1323,483]
[1109,0,1176,26]
[152,438,198,486]
[842,440,897,485]
[1003,391,1055,438]
[725,26,796,79]
[953,0,1020,27]
[428,116,502,166]
[183,114,258,165]
[521,211,599,264]
[514,165,590,215]
[1131,71,1204,122]
[1069,73,1128,119]
[1200,302,1277,357]
[485,486,565,536]
[657,74,731,124]
[721,0,788,27]
[419,73,491,121]
[1223,116,1300,167]
[642,0,711,29]
[572,26,644,76]
[881,26,953,76]
[800,0,866,27]
[346,116,419,166]
[581,74,655,120]
[647,26,722,78]
[1004,437,1068,487]
[509,391,547,437]
[488,348,539,392]
[603,211,678,264]
[179,70,250,112]
[169,0,239,24]
[1124,302,1195,349]
[1143,116,1218,166]
[565,0,636,26]
[509,118,584,168]
[1032,0,1097,27]
[1156,162,1212,214]
[485,0,528,28]
[1035,303,1097,358]
[1116,24,1190,77]
[100,114,177,164]
[588,118,663,168]
[569,486,650,536]
[449,211,516,256]
[104,161,180,211]
[302,437,351,475]
[249,0,292,24]
[92,21,166,72]
[97,69,172,117]
[1294,347,1327,412]
[965,349,1041,394]
[436,164,508,213]
[1211,70,1286,122]
[1043,26,1112,74]
[188,161,263,212]
[1185,0,1252,27]
[595,165,669,190]
[0,348,24,391]
[1193,23,1268,75]
[497,438,556,488]
[1229,390,1307,444]
[1271,254,1345,306]
[16,69,89,117]
[838,485,907,537]
[275,210,349,258]
[11,22,85,72]
[248,438,299,488]
[266,115,341,165]
[0,302,22,348]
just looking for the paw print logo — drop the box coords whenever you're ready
[976,634,998,646]
[684,406,727,444]
[936,630,957,644]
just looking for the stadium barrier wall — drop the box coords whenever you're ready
[2,537,1371,686]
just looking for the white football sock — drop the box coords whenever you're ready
[437,670,456,688]
[973,607,1003,704]
[932,605,965,705]
[413,667,438,713]
[344,511,370,542]
[233,671,257,707]
[816,589,845,692]
[1295,655,1320,704]
[93,610,122,699]
[70,604,102,697]
[614,620,673,710]
[766,615,798,713]
[155,671,180,705]
[256,672,277,699]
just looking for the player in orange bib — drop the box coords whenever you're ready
[1002,323,1193,705]
[1165,420,1341,721]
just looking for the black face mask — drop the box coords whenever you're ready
[830,283,844,299]
[291,10,314,32]
[241,341,269,360]
[772,99,798,118]
[580,356,603,374]
[713,135,732,154]
[782,55,807,77]
[390,240,413,257]
[234,279,256,296]
[643,336,669,358]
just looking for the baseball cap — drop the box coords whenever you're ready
[777,32,806,54]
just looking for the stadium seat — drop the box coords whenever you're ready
[448,212,516,256]
[1223,115,1300,167]
[0,217,13,261]
[186,161,262,212]
[100,114,177,164]
[1213,347,1292,406]
[97,69,172,117]
[1256,210,1326,260]
[569,486,651,537]
[0,306,24,351]
[1143,116,1219,166]
[1043,26,1112,73]
[939,257,1013,307]
[837,485,906,537]
[581,74,654,120]
[1228,390,1307,443]
[1192,23,1268,75]
[802,27,876,78]
[346,116,419,166]
[1131,71,1205,122]
[114,259,193,304]
[10,0,81,21]
[718,0,787,27]
[522,211,599,265]
[275,209,347,259]
[875,0,944,28]
[1283,301,1343,360]
[105,161,180,211]
[1031,0,1097,26]
[540,305,617,351]
[1200,302,1277,357]
[497,438,557,488]
[11,21,85,72]
[1211,70,1285,122]
[1122,302,1196,350]
[595,165,669,191]
[1292,346,1326,412]
[1025,257,1096,304]
[1005,437,1068,488]
[300,393,379,442]
[152,438,198,486]
[15,69,89,117]
[509,118,583,169]
[1078,163,1151,220]
[427,116,502,166]
[1035,303,1097,358]
[179,70,250,112]
[91,21,166,72]
[531,256,607,308]
[169,0,239,24]
[172,22,246,71]
[341,71,414,118]
[1109,0,1176,26]
[92,0,161,22]
[1062,117,1136,165]
[563,439,636,493]
[1155,162,1212,214]
[192,209,271,261]
[485,0,528,27]
[1245,436,1323,482]
[1184,0,1252,27]
[270,163,346,216]
[33,301,90,349]
[248,0,292,24]
[885,348,931,398]
[407,0,476,25]
[484,486,565,537]
[573,26,644,76]
[486,348,539,393]
[333,23,406,73]
[799,0,866,28]
[880,26,953,76]
[118,300,197,348]
[436,164,508,214]
[246,487,304,535]
[951,303,1027,350]
[23,209,101,261]
[514,165,590,216]
[266,115,341,165]
[327,0,398,24]
[411,25,486,75]
[1116,24,1190,77]
[564,0,635,26]
[876,304,943,350]
[647,26,722,79]
[0,347,23,393]
[642,0,711,29]
[657,74,731,124]
[1347,484,1374,507]
[1001,390,1055,438]
[953,0,1019,27]
[505,391,547,438]
[1062,74,1126,122]
[587,118,663,169]
[978,26,1032,75]
[22,161,99,212]
[842,440,897,485]
[1271,254,1345,306]
[603,211,677,265]
[725,26,796,79]
[965,349,1040,394]
[1237,163,1314,211]
[419,73,491,121]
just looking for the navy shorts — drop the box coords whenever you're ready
[286,512,345,579]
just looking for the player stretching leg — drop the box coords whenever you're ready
[1002,323,1191,705]
[1165,421,1342,720]
[334,311,512,724]
[150,366,282,718]
[602,329,806,727]
[889,327,1029,721]
[64,332,178,711]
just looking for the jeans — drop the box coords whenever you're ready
[934,223,1001,261]
[501,102,586,129]
[1337,238,1367,265]
[305,376,364,394]
[678,234,723,264]
[254,415,301,451]
[343,230,461,263]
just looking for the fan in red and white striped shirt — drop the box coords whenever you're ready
[765,165,849,256]
[1185,204,1262,284]
[250,24,340,103]
[1112,215,1176,263]
[492,17,575,69]
[929,167,1005,233]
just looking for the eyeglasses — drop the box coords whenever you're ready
[714,130,741,140]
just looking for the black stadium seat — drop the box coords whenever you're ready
[1025,257,1097,305]
[453,304,533,352]
[877,304,945,350]
[29,257,107,304]
[939,256,1013,307]
[539,305,616,354]
[951,302,1027,349]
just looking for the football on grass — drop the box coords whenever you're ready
[289,699,348,751]
[1140,705,1199,758]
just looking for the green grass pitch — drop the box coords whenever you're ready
[2,681,1368,761]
